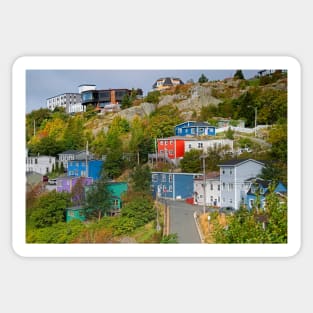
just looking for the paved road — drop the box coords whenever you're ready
[166,199,202,243]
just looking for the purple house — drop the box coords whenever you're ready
[56,176,93,193]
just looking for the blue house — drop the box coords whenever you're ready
[67,159,104,181]
[174,121,216,137]
[245,179,287,210]
[151,172,201,200]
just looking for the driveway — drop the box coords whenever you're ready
[166,199,201,243]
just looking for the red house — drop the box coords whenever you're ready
[157,137,185,160]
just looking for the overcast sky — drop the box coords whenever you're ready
[26,69,260,113]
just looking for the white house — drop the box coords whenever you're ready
[218,159,265,210]
[193,172,220,207]
[26,155,56,175]
[184,138,233,154]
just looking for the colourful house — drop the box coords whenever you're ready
[151,172,201,200]
[245,179,287,210]
[84,181,128,216]
[174,121,216,137]
[56,176,93,193]
[66,206,86,222]
[67,159,104,181]
[157,137,185,160]
[107,182,128,214]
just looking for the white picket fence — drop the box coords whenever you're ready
[215,125,271,134]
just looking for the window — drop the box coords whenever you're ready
[170,140,174,145]
[168,185,173,192]
[229,199,233,204]
[188,144,192,149]
[165,141,168,145]
[160,140,164,145]
[168,174,173,182]
[249,199,254,208]
[210,184,213,190]
[162,174,166,182]
[35,158,38,164]
[159,150,164,154]
[222,169,225,174]
[191,128,196,134]
[210,196,213,203]
[222,182,226,190]
[218,184,220,191]
[68,211,74,217]
[113,199,119,206]
[152,174,158,182]
[230,169,232,175]
[169,150,174,155]
[228,183,233,191]
[198,142,203,148]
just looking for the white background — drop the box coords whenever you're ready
[1,1,310,312]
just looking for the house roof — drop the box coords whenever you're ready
[157,136,187,141]
[218,158,265,167]
[194,171,220,181]
[244,177,270,187]
[58,150,84,155]
[175,121,213,128]
[66,206,84,211]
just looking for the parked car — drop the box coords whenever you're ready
[48,178,57,185]
[219,206,235,215]
[42,175,49,183]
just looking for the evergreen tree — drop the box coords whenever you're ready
[198,73,208,83]
[234,70,245,80]
[84,172,112,221]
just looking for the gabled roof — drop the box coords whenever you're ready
[218,158,265,167]
[58,150,84,155]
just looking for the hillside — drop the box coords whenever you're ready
[26,71,287,171]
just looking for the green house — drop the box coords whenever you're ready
[66,181,128,221]
[66,206,86,222]
[107,182,128,215]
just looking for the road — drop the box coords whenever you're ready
[166,199,202,243]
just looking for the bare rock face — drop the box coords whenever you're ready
[117,102,156,122]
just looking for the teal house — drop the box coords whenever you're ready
[107,182,128,215]
[65,181,129,221]
[66,206,86,222]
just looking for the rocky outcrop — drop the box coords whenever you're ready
[117,102,156,122]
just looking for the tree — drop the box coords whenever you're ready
[198,73,208,83]
[225,127,234,140]
[29,191,71,228]
[180,149,202,173]
[63,115,85,150]
[130,165,151,193]
[234,70,245,80]
[211,189,287,243]
[103,129,124,179]
[268,122,287,163]
[145,90,161,104]
[71,177,86,206]
[84,173,112,221]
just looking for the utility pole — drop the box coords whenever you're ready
[254,107,257,137]
[85,141,89,177]
[200,154,208,214]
